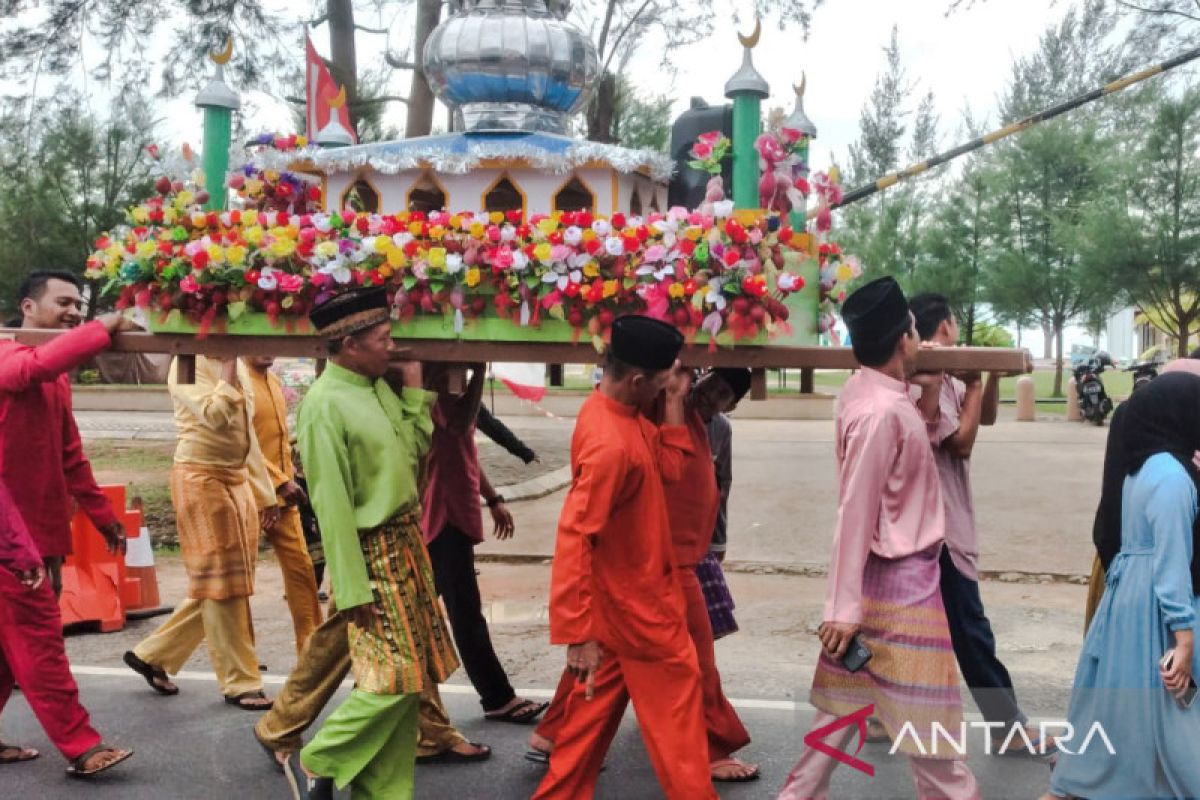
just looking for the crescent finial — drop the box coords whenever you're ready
[794,72,806,98]
[328,86,347,109]
[737,18,762,49]
[210,38,233,65]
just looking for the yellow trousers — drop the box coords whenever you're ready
[254,599,466,756]
[134,596,262,697]
[264,506,323,652]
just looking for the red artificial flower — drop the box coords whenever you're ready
[505,210,523,224]
[635,226,650,242]
[778,227,793,244]
[356,217,370,234]
[722,249,740,267]
[192,251,209,270]
[612,213,627,230]
[584,239,602,256]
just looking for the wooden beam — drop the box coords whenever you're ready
[2,329,1033,373]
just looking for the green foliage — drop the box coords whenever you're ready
[969,321,1015,348]
[0,92,156,318]
[612,78,673,153]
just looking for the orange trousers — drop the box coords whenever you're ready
[532,644,716,800]
[537,568,750,763]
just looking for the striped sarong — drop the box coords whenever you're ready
[172,463,258,600]
[696,552,738,639]
[810,544,963,759]
[349,506,460,695]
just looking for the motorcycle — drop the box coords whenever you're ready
[1125,360,1159,394]
[1072,352,1114,425]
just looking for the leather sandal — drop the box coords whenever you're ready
[65,744,133,778]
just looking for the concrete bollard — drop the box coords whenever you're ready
[1015,376,1036,421]
[1066,380,1081,421]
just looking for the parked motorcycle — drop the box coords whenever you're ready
[1072,352,1114,425]
[1125,360,1159,394]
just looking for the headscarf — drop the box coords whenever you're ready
[1094,372,1200,591]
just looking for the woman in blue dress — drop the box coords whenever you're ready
[1044,371,1200,800]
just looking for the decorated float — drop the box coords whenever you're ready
[10,0,1036,382]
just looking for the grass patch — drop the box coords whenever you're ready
[86,440,177,543]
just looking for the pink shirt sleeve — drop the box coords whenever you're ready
[824,410,897,624]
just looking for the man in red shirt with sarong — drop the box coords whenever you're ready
[532,315,716,800]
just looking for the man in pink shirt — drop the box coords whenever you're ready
[910,293,1048,754]
[778,277,979,799]
[421,363,548,727]
[1,271,133,595]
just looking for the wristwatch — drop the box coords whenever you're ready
[486,494,506,507]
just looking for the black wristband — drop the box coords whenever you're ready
[486,494,506,507]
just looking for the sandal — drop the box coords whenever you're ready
[283,753,333,800]
[0,743,38,764]
[65,744,133,778]
[484,699,549,725]
[123,651,179,696]
[225,690,274,711]
[523,747,550,765]
[710,757,761,782]
[416,742,492,764]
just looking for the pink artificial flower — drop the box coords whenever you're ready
[697,131,722,145]
[692,140,714,159]
[492,247,514,269]
[179,274,199,293]
[816,204,832,234]
[755,133,786,164]
[278,273,304,293]
[781,127,803,144]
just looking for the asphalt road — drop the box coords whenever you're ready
[4,669,1058,800]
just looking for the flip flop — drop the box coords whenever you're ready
[225,691,274,711]
[710,757,761,783]
[484,699,549,725]
[523,748,550,765]
[122,651,179,696]
[0,743,38,764]
[283,753,333,800]
[65,744,133,778]
[416,742,492,764]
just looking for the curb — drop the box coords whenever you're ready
[493,465,571,503]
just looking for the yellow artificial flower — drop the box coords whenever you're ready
[374,235,391,253]
[684,226,703,241]
[386,247,406,268]
[226,245,247,266]
[245,178,264,196]
[136,241,157,260]
[270,238,296,258]
[449,215,464,229]
[836,263,855,283]
[537,218,558,236]
[489,212,504,224]
[533,242,553,263]
[295,135,308,148]
[131,206,149,224]
[315,240,338,259]
[177,190,195,206]
[668,282,685,299]
[409,221,424,236]
[378,264,394,278]
[206,244,225,264]
[429,224,446,239]
[603,280,618,298]
[582,261,600,278]
[265,170,280,183]
[190,212,207,228]
[465,267,481,288]
[428,247,447,269]
[163,208,178,224]
[244,226,265,246]
[581,229,597,242]
[470,222,486,238]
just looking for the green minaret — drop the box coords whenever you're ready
[194,39,240,211]
[723,20,769,212]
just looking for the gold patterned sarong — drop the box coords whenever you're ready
[171,463,259,600]
[349,506,459,695]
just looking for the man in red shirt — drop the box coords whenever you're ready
[1,271,132,594]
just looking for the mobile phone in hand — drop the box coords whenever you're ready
[1159,651,1198,709]
[841,634,873,673]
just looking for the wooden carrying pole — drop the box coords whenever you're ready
[2,328,1033,374]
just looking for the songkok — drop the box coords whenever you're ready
[841,276,911,350]
[713,368,752,402]
[610,315,684,371]
[310,287,390,339]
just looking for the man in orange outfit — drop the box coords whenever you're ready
[530,366,759,784]
[532,315,716,800]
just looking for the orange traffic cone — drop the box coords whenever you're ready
[60,485,136,632]
[122,496,167,616]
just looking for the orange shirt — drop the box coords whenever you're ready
[549,390,694,660]
[663,409,721,570]
[247,368,295,493]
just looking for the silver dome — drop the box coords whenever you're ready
[422,0,599,134]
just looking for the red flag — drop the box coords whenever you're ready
[305,36,357,143]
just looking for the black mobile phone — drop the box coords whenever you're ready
[841,634,873,673]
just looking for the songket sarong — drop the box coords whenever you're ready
[696,552,739,639]
[810,544,963,759]
[349,506,459,695]
[172,463,259,600]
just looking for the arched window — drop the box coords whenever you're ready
[341,176,380,212]
[648,189,661,212]
[407,172,447,213]
[629,188,643,216]
[482,174,525,218]
[553,175,595,214]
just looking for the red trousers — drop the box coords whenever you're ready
[0,566,102,761]
[532,644,716,800]
[537,569,750,763]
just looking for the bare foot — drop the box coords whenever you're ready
[451,741,490,757]
[710,757,760,781]
[528,731,553,754]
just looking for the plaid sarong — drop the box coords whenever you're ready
[810,544,964,759]
[696,552,738,639]
[349,506,459,695]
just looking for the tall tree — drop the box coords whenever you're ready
[1081,85,1200,357]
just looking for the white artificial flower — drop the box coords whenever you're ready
[446,254,464,274]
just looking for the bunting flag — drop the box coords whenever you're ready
[491,363,548,403]
[305,35,357,143]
